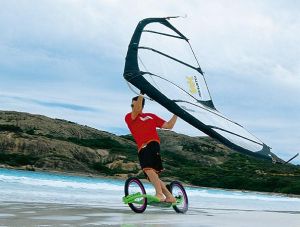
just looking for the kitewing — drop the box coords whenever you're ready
[124,17,273,160]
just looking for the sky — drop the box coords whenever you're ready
[0,0,299,164]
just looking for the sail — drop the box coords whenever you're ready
[124,17,273,160]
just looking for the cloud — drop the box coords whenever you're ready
[0,0,299,164]
[1,95,98,112]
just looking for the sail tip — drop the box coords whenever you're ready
[164,14,188,20]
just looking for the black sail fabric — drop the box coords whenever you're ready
[124,17,274,160]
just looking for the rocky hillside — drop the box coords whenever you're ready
[0,111,232,174]
[1,110,300,194]
[0,111,137,175]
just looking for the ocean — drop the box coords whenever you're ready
[0,168,299,226]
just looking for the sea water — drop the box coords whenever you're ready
[0,168,300,213]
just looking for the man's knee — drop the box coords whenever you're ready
[144,168,159,178]
[144,168,154,175]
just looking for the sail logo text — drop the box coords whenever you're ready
[186,76,201,97]
[186,76,197,94]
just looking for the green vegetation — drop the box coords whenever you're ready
[92,162,136,175]
[0,124,23,133]
[92,162,121,175]
[67,137,123,150]
[44,135,138,162]
[0,152,38,166]
[120,134,135,142]
[0,124,36,135]
[161,152,300,194]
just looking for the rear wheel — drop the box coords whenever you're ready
[124,177,147,213]
[169,181,188,213]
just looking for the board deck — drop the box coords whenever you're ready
[123,192,183,207]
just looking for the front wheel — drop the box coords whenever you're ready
[169,181,188,213]
[124,177,147,213]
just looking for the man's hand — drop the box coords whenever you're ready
[131,94,144,120]
[162,115,177,129]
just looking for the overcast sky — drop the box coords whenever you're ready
[0,0,299,164]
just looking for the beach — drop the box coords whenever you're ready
[1,169,299,226]
[1,201,300,227]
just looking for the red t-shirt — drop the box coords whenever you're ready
[125,112,166,151]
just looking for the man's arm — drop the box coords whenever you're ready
[162,115,177,129]
[131,94,144,120]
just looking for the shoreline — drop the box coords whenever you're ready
[1,166,300,199]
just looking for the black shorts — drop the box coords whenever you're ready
[138,141,163,174]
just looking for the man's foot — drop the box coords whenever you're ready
[155,193,165,202]
[165,196,176,203]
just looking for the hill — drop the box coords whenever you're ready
[0,110,299,195]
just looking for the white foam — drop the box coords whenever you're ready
[0,174,123,191]
[186,187,300,202]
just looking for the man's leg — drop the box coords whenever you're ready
[144,169,165,201]
[160,180,176,203]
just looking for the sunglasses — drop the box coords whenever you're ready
[131,104,134,108]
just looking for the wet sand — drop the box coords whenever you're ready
[1,201,299,227]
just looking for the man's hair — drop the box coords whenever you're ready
[132,96,145,108]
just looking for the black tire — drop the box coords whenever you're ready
[124,177,147,213]
[169,181,188,213]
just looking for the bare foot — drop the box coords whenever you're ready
[165,196,176,203]
[155,193,165,202]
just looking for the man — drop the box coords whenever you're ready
[125,93,177,203]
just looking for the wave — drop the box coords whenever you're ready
[186,187,300,202]
[1,169,299,203]
[0,171,124,191]
[0,176,123,191]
